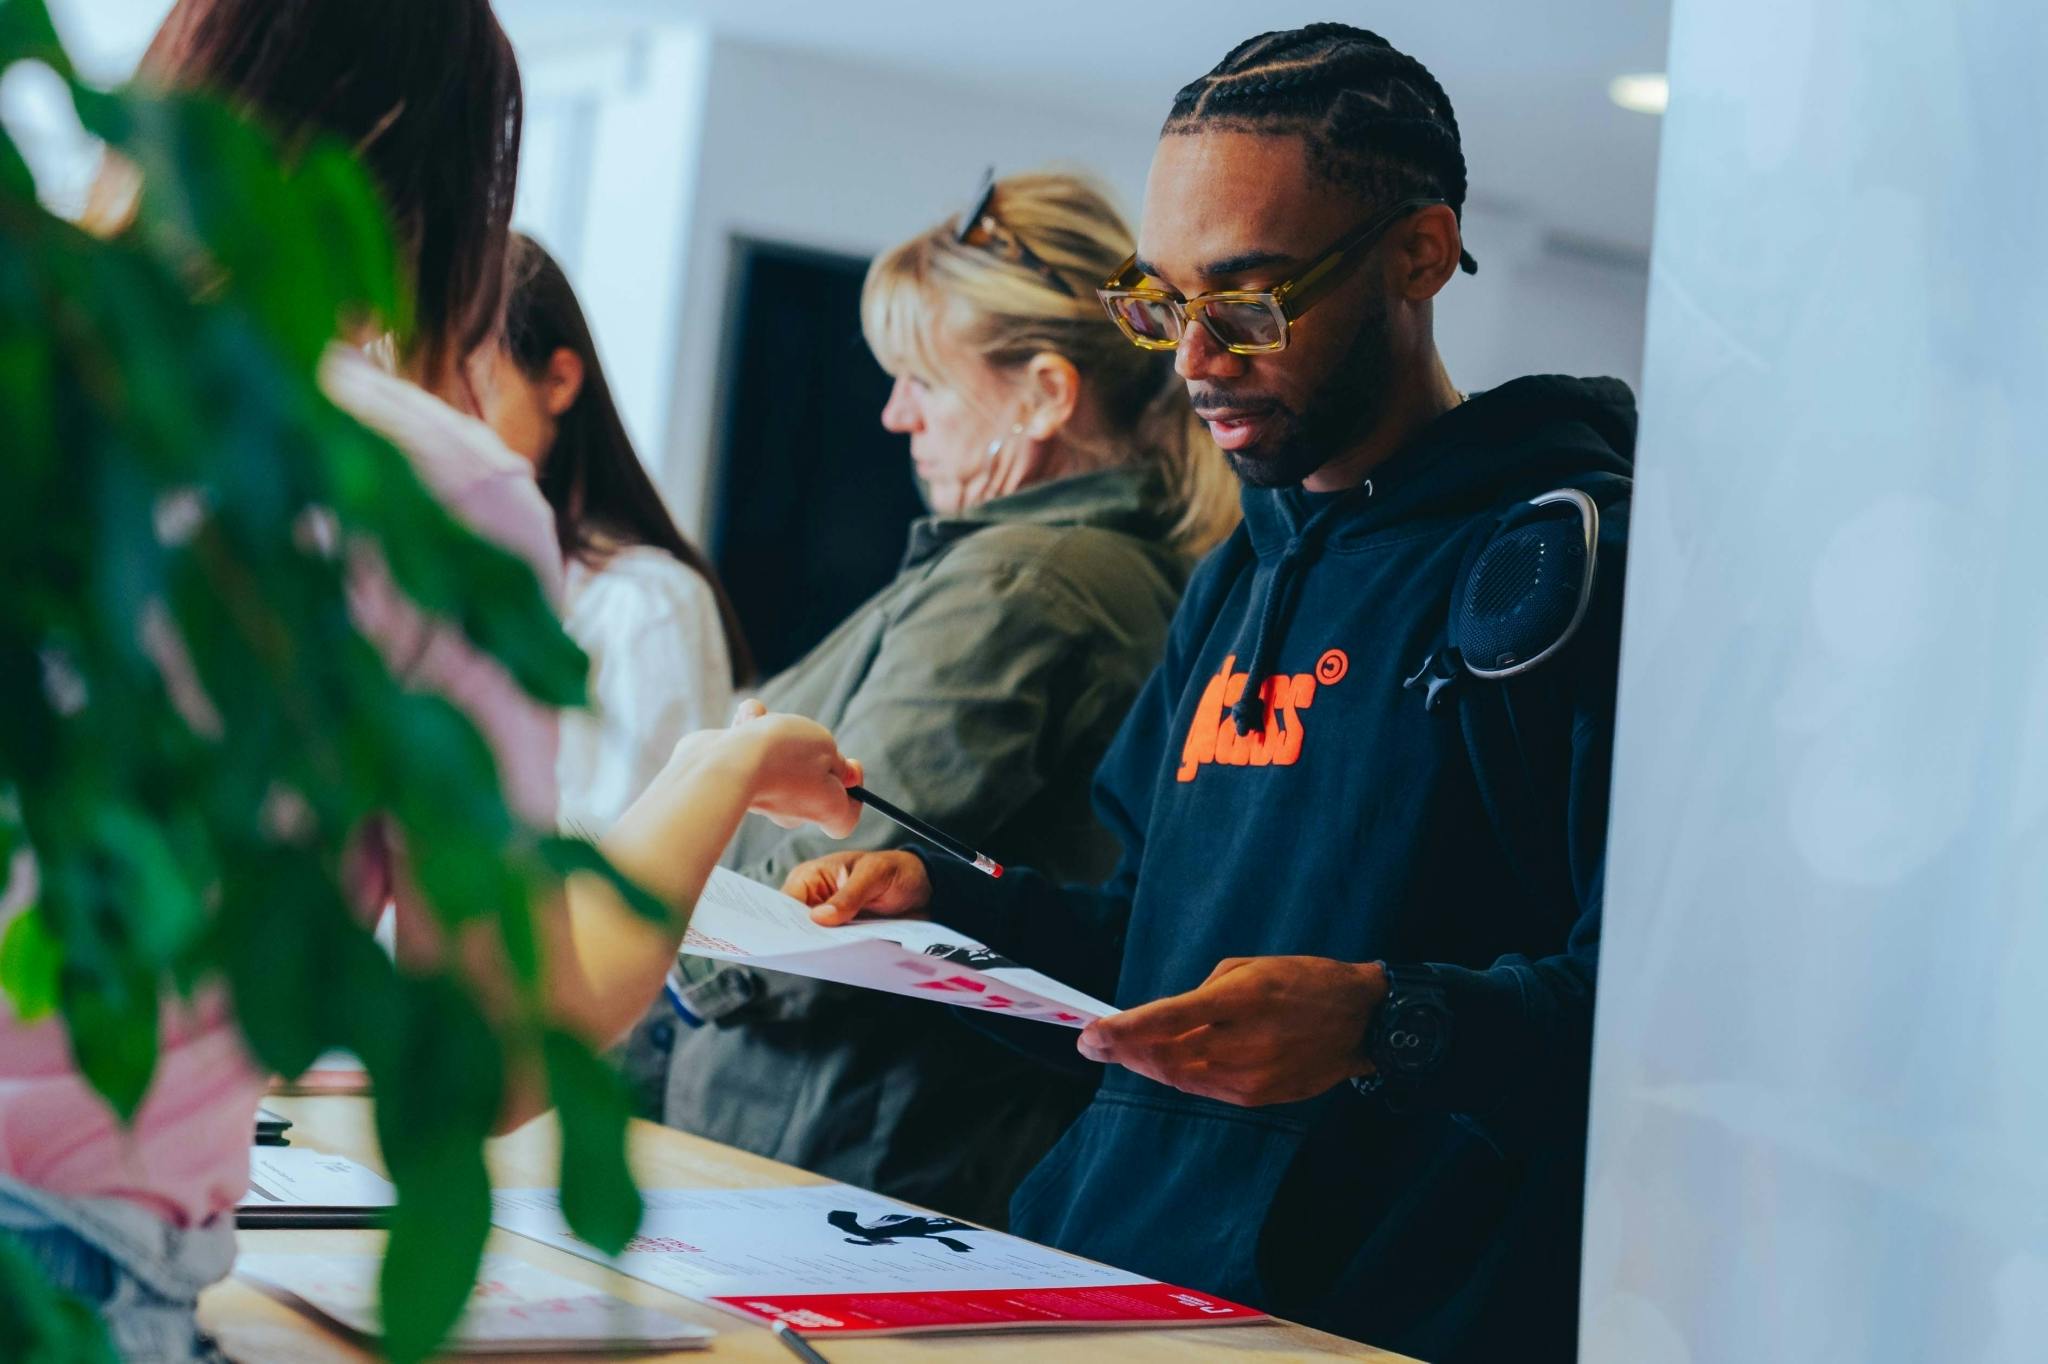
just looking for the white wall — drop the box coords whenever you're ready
[1581,0,2048,1359]
[513,29,712,465]
[647,36,1652,541]
[1439,205,1650,397]
[651,36,1158,539]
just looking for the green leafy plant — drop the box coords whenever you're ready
[0,1,652,1358]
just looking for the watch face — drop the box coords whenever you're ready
[1380,999,1451,1075]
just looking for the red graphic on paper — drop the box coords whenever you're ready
[713,1281,1265,1334]
[913,975,984,994]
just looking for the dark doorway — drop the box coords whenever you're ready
[707,239,927,680]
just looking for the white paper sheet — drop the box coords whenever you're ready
[488,1185,1263,1337]
[493,1184,1145,1299]
[241,1149,394,1211]
[235,1252,714,1352]
[682,867,1116,1026]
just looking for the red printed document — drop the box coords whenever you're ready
[680,867,1115,1028]
[490,1185,1264,1337]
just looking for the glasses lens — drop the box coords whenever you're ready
[1110,295,1183,345]
[1202,300,1286,351]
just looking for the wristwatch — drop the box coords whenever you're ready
[1352,962,1453,1104]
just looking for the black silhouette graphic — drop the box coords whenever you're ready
[827,1210,978,1253]
[919,942,1015,970]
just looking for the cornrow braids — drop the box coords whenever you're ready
[1164,23,1479,274]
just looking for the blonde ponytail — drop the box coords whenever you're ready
[862,170,1240,558]
[1140,369,1241,556]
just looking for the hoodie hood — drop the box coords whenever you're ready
[1225,375,1636,733]
[1242,374,1636,556]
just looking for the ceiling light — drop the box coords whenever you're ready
[1609,72,1669,116]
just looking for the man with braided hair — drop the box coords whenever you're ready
[782,24,1631,1361]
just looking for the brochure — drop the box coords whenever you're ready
[238,1148,395,1228]
[235,1252,714,1353]
[680,867,1115,1028]
[490,1184,1264,1337]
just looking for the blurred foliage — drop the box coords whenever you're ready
[0,1,651,1359]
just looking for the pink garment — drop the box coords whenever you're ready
[0,347,562,1226]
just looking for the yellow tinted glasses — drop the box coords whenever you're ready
[1097,197,1445,355]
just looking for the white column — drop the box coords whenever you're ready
[1581,1,2048,1361]
[513,26,712,476]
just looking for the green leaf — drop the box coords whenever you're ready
[0,783,22,866]
[0,1233,118,1364]
[321,416,589,709]
[369,974,504,1165]
[369,975,503,1364]
[57,957,158,1122]
[294,141,412,343]
[0,241,56,486]
[0,903,59,1022]
[0,10,651,1357]
[314,925,404,1077]
[0,116,35,201]
[544,1029,643,1255]
[215,849,349,1080]
[91,806,204,968]
[376,692,509,852]
[539,836,672,925]
[0,0,73,78]
[378,1136,491,1364]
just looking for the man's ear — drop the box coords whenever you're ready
[1394,202,1464,301]
[542,347,585,418]
[1021,352,1082,440]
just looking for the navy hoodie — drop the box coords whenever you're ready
[917,375,1635,1364]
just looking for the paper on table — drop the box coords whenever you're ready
[490,1185,1262,1337]
[682,867,1116,1027]
[238,1149,394,1227]
[235,1252,714,1352]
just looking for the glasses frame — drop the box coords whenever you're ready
[1096,196,1448,355]
[955,165,1078,299]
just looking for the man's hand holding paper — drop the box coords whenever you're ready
[683,864,1114,1027]
[782,848,934,925]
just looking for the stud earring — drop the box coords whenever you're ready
[985,423,1026,459]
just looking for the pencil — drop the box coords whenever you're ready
[849,785,1004,878]
[771,1319,834,1364]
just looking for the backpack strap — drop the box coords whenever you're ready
[1404,473,1630,899]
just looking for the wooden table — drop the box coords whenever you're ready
[199,1096,1415,1363]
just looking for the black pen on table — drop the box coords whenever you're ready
[771,1319,834,1364]
[849,785,1004,879]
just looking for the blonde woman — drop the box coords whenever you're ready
[643,170,1237,1227]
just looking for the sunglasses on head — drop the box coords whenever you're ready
[1096,196,1447,355]
[955,166,1077,299]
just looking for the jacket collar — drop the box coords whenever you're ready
[901,464,1173,568]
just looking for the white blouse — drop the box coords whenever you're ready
[557,545,735,835]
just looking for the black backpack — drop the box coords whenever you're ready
[1405,473,1633,906]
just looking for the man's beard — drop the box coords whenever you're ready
[1198,294,1395,489]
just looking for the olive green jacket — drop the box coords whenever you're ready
[646,464,1189,1226]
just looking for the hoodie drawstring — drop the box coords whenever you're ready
[1229,482,1373,734]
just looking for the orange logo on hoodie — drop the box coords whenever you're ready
[1176,653,1343,782]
